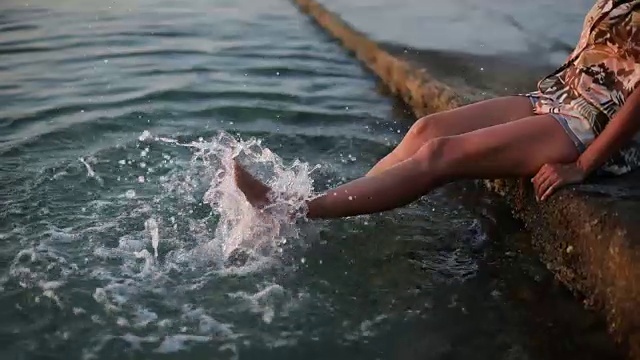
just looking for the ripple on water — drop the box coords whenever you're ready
[1,130,326,357]
[0,0,552,358]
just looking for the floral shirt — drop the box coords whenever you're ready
[535,0,640,174]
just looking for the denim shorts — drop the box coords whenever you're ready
[524,94,640,175]
[525,95,586,153]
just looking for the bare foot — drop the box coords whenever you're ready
[233,161,272,209]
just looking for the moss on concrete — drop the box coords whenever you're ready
[292,0,640,357]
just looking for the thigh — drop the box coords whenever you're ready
[428,114,580,179]
[417,95,535,139]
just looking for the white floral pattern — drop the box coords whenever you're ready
[527,0,640,175]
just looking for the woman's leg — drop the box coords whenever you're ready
[367,96,534,176]
[235,115,578,219]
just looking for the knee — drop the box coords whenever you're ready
[412,136,458,173]
[407,114,445,141]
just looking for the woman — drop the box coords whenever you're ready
[235,0,640,220]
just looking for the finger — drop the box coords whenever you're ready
[538,173,558,194]
[531,165,549,186]
[541,179,562,201]
[536,173,559,201]
[534,172,553,199]
[532,169,547,191]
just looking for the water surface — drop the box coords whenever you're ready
[0,0,620,359]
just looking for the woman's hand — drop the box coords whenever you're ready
[531,162,587,201]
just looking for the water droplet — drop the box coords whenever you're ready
[146,131,314,277]
[300,257,306,264]
[125,190,136,199]
[138,130,151,141]
[348,196,353,201]
[104,59,108,64]
[118,159,126,165]
[137,176,145,183]
[145,218,160,259]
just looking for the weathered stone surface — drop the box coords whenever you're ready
[291,0,640,357]
[483,176,640,355]
[293,0,462,117]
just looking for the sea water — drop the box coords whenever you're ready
[0,0,620,358]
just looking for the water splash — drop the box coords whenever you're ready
[145,218,160,259]
[155,130,317,265]
[1,130,321,357]
[79,156,104,185]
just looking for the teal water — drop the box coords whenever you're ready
[0,0,621,359]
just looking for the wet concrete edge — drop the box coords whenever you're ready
[290,0,640,357]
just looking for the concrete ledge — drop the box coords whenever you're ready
[484,176,640,357]
[292,0,461,117]
[292,0,640,357]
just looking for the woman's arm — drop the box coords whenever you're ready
[577,86,640,173]
[534,85,640,201]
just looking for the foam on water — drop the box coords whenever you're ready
[154,130,317,263]
[144,218,160,259]
[1,130,318,357]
